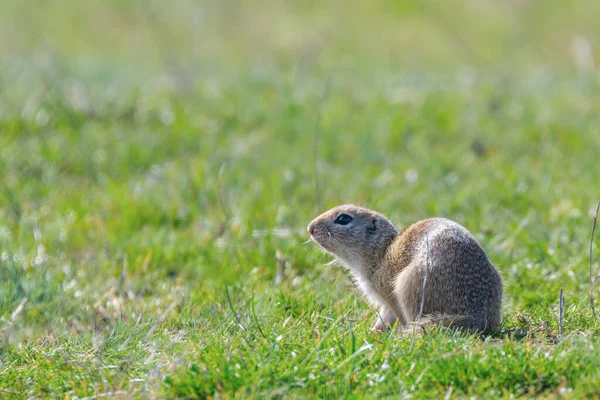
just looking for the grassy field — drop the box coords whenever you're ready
[1,0,600,398]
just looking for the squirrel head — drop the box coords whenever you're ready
[307,204,398,275]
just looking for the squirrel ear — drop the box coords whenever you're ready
[367,219,377,233]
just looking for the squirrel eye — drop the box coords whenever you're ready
[334,214,353,225]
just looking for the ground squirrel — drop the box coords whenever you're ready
[307,204,503,333]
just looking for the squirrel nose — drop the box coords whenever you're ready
[308,223,315,235]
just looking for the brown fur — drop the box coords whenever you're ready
[308,205,503,334]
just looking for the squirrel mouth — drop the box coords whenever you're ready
[310,229,333,251]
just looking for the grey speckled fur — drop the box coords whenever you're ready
[308,205,503,334]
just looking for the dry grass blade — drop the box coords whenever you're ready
[590,201,600,321]
[312,76,333,212]
[79,390,128,400]
[0,388,22,396]
[410,232,430,352]
[559,288,564,337]
[10,297,28,320]
[0,297,28,338]
[444,384,454,400]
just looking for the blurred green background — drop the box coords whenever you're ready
[1,0,600,398]
[3,0,600,72]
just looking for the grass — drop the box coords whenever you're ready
[1,0,600,398]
